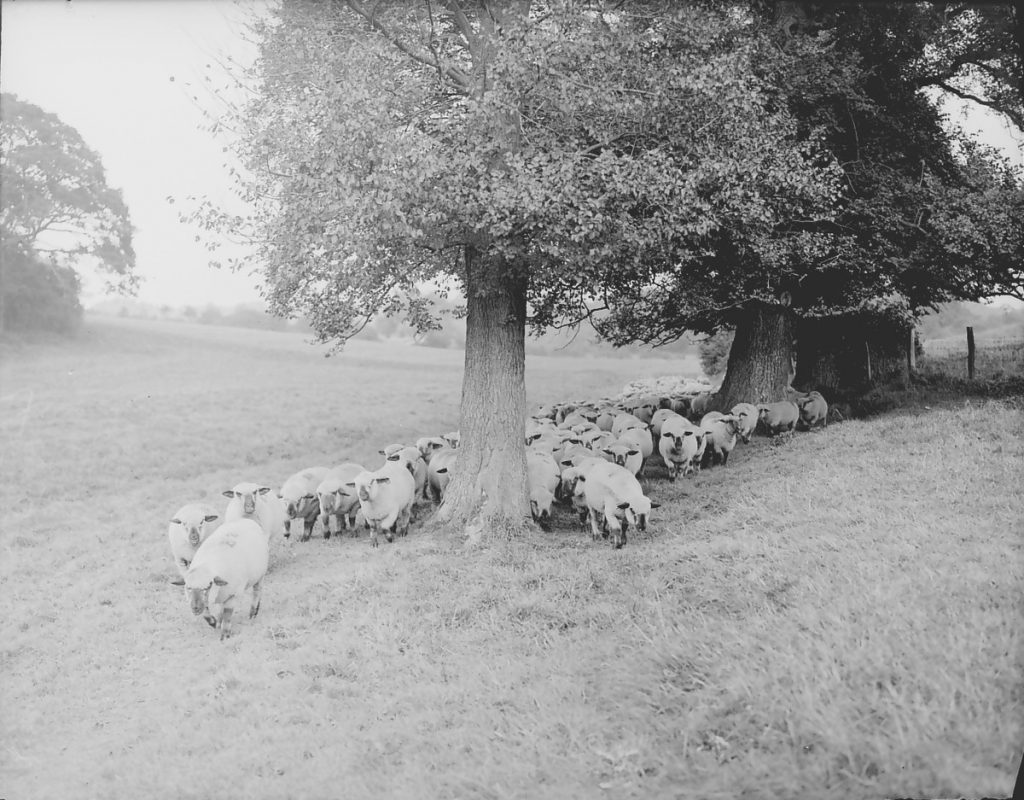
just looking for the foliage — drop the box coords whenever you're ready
[190,2,841,347]
[0,93,136,332]
[598,2,1024,346]
[698,327,734,379]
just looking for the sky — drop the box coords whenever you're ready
[1,0,267,308]
[1,0,1023,310]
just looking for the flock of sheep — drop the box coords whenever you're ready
[167,387,829,640]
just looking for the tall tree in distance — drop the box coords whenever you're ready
[209,1,840,540]
[0,93,136,333]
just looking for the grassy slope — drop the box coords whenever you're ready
[0,316,1020,800]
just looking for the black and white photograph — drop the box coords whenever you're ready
[1,1,1022,798]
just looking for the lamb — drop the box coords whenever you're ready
[797,391,829,430]
[576,460,659,549]
[167,503,220,585]
[602,441,643,477]
[700,412,740,467]
[279,467,330,541]
[611,412,646,437]
[658,416,705,480]
[689,392,713,420]
[351,460,417,547]
[729,403,760,443]
[427,447,458,502]
[616,425,654,474]
[381,445,428,499]
[650,408,683,439]
[757,401,800,435]
[316,463,367,537]
[527,451,560,530]
[184,518,269,641]
[416,436,449,463]
[223,482,288,543]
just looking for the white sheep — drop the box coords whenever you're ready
[658,416,705,480]
[729,402,760,443]
[279,467,330,541]
[352,460,417,547]
[316,463,367,537]
[527,450,560,530]
[380,445,428,499]
[700,412,740,467]
[223,482,288,543]
[167,503,220,585]
[601,441,643,477]
[757,401,800,435]
[576,460,658,549]
[427,447,459,502]
[797,391,829,430]
[184,518,269,641]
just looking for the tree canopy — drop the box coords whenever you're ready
[597,1,1024,349]
[211,0,842,345]
[0,93,136,332]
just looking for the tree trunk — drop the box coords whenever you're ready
[435,247,531,542]
[795,313,911,400]
[714,302,795,411]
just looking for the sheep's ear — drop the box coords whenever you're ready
[301,493,314,500]
[628,449,640,457]
[213,576,228,586]
[204,514,219,523]
[617,501,630,510]
[577,474,586,482]
[345,481,357,488]
[258,487,272,495]
[378,449,386,455]
[375,476,392,485]
[436,468,448,474]
[650,501,661,509]
[387,454,401,461]
[170,517,182,525]
[222,491,235,499]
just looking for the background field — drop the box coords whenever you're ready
[0,316,1020,799]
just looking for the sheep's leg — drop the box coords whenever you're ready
[219,605,234,640]
[250,580,262,619]
[588,508,603,541]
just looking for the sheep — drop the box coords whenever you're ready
[658,416,705,480]
[559,456,606,525]
[595,407,619,432]
[416,436,449,463]
[611,412,646,437]
[689,392,713,420]
[627,397,659,425]
[442,430,461,449]
[279,467,330,541]
[700,412,740,467]
[576,461,659,549]
[184,518,269,641]
[758,401,800,435]
[527,451,560,530]
[427,446,459,502]
[797,391,829,430]
[316,463,367,537]
[729,402,760,443]
[616,425,654,474]
[381,445,428,499]
[167,503,220,585]
[351,460,417,547]
[223,482,288,543]
[650,408,683,440]
[601,441,643,477]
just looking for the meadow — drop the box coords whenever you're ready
[0,315,1020,800]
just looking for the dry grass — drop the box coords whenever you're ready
[1,316,1020,799]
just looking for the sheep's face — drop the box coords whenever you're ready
[187,585,209,617]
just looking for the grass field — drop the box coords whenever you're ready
[0,315,1020,799]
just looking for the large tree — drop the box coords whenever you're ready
[0,93,136,333]
[210,0,840,538]
[595,2,1024,406]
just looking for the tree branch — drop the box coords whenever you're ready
[930,80,1024,131]
[344,0,473,93]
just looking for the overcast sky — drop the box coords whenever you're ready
[1,0,266,308]
[2,0,1023,310]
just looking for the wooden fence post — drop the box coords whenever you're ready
[908,327,916,372]
[967,326,975,379]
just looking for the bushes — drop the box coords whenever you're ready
[1,248,83,335]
